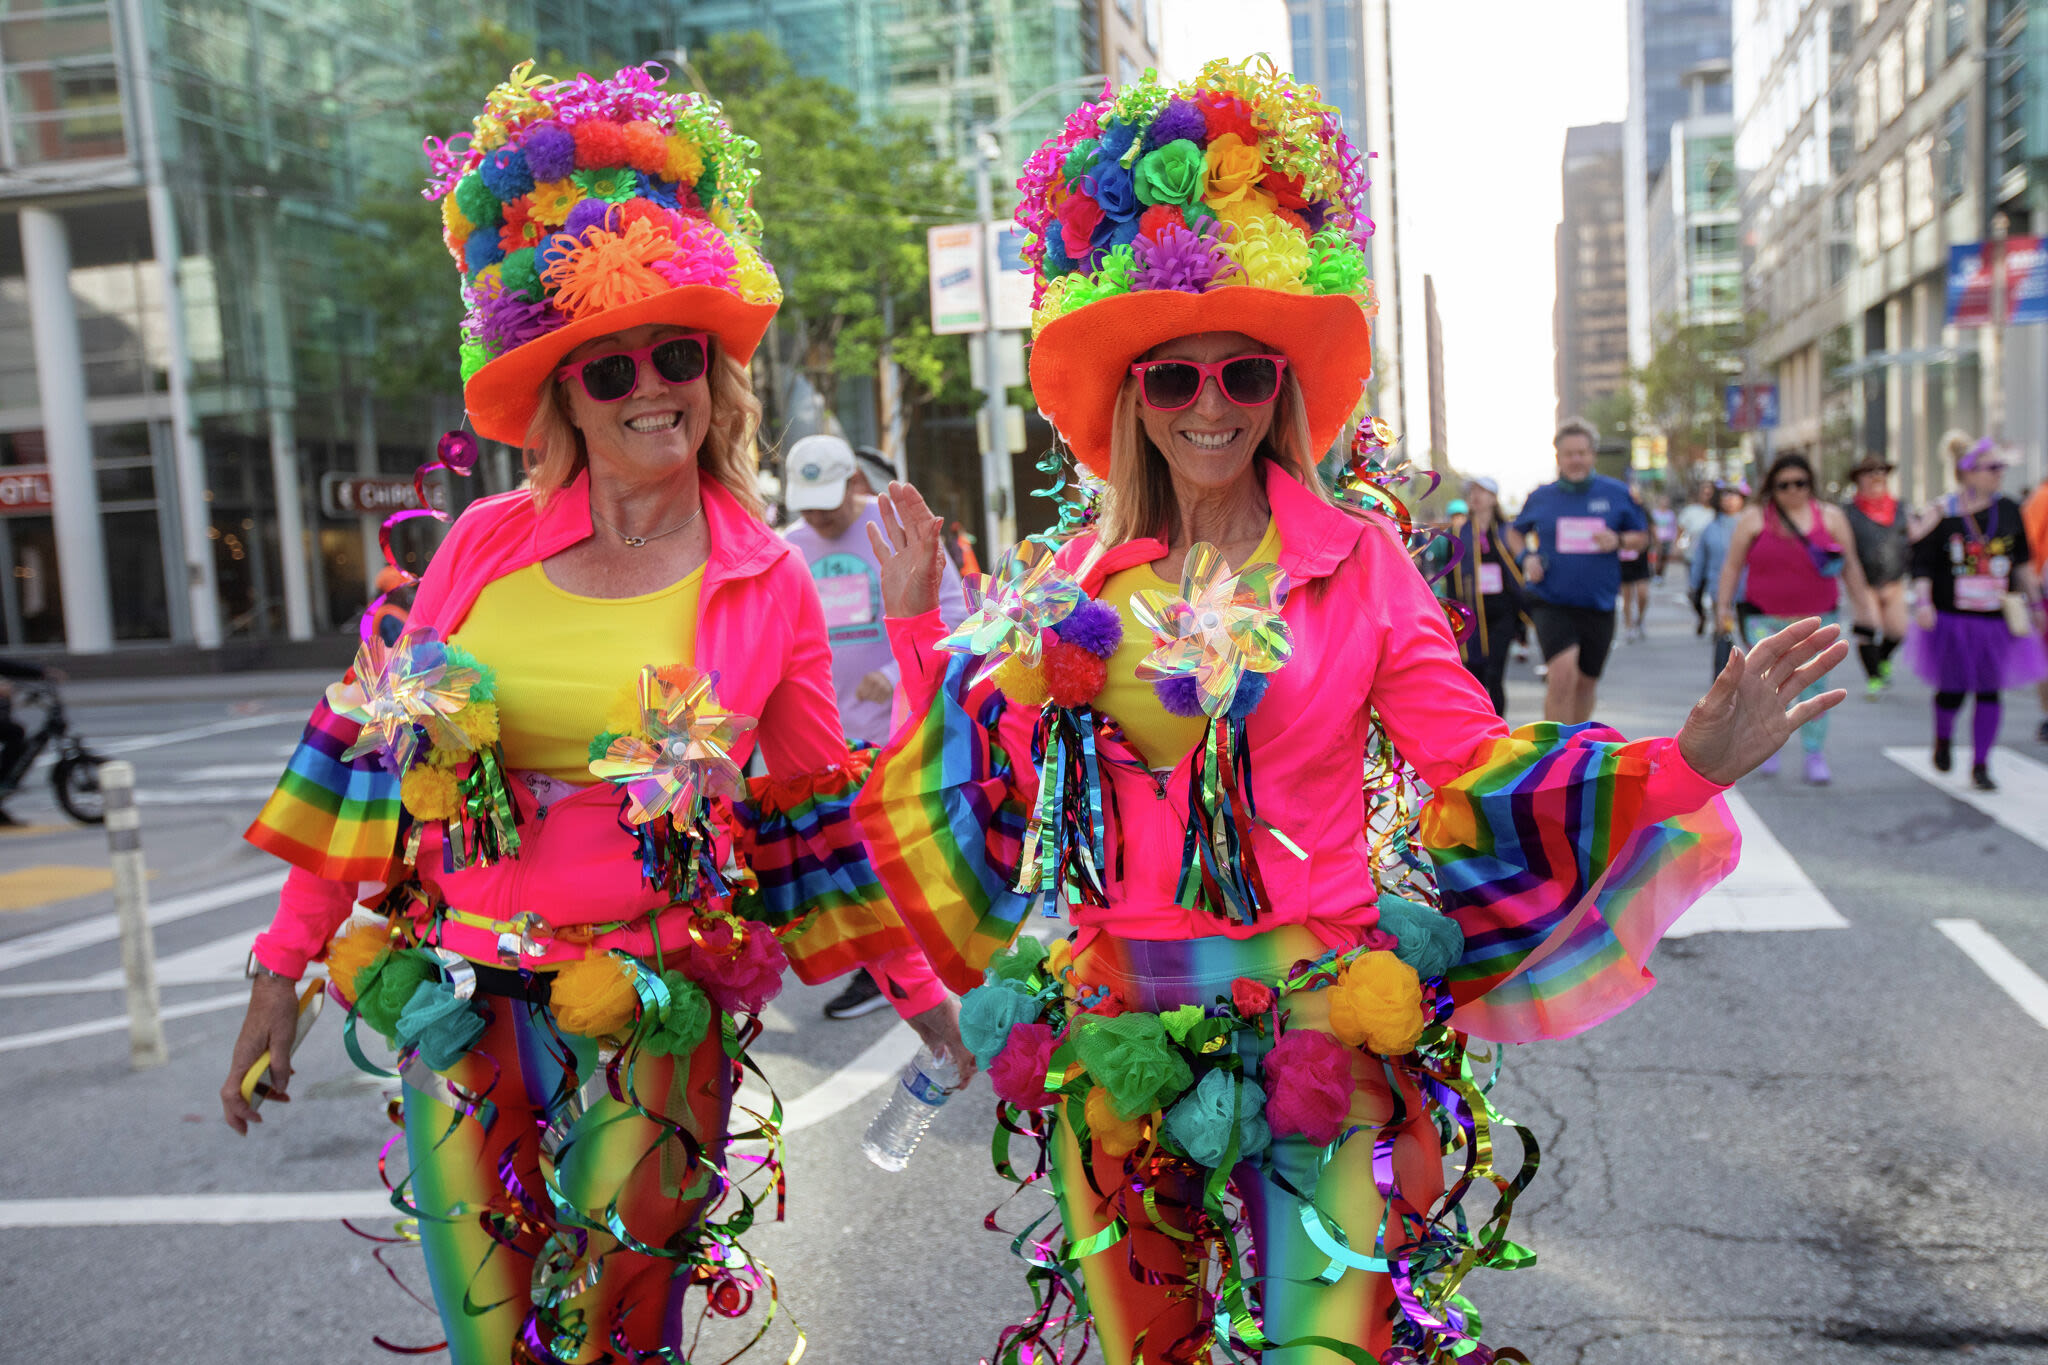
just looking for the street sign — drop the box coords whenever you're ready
[989,224,1033,331]
[0,466,52,516]
[1945,238,2048,326]
[928,224,986,335]
[930,222,1034,335]
[320,472,448,519]
[1723,383,1779,431]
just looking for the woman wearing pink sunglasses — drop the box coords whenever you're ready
[224,65,958,1361]
[852,60,1851,1365]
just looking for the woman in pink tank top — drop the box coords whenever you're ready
[1717,453,1877,783]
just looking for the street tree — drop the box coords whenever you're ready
[1634,312,1763,488]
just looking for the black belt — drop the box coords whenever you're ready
[468,960,555,1005]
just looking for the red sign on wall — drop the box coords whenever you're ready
[0,466,52,516]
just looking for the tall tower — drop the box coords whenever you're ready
[1286,0,1405,446]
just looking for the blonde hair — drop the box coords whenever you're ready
[1091,365,1327,553]
[522,339,766,520]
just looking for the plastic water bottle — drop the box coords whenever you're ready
[861,1044,960,1171]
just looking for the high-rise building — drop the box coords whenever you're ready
[1646,61,1740,329]
[1423,274,1446,466]
[1625,0,1733,367]
[1736,0,2044,501]
[1556,123,1631,428]
[1286,0,1405,445]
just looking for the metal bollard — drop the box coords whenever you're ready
[101,761,167,1069]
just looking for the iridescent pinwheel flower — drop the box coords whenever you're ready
[327,628,482,775]
[1131,543,1294,718]
[939,538,1083,668]
[589,666,757,826]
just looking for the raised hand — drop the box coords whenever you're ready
[867,482,947,621]
[1677,616,1850,785]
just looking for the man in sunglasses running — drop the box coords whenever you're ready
[1515,417,1650,723]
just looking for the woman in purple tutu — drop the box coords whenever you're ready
[1906,435,2048,790]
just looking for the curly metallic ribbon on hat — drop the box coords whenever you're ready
[362,428,481,644]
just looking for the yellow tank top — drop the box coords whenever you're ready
[1096,519,1282,770]
[448,562,702,782]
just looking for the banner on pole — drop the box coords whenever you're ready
[1945,238,2048,327]
[928,224,986,335]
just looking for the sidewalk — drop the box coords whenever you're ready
[62,670,339,709]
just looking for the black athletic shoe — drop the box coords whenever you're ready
[1972,765,1998,792]
[2037,718,2048,745]
[1933,737,1953,773]
[822,971,888,1020]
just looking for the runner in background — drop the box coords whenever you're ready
[782,433,967,1017]
[1842,455,1911,698]
[1618,482,1654,642]
[1652,493,1678,581]
[1691,481,1748,682]
[2024,469,2048,743]
[1905,437,2048,791]
[1515,417,1650,723]
[1716,454,1876,785]
[1445,475,1525,717]
[1678,483,1719,634]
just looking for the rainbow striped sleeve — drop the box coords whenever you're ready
[1420,722,1740,1044]
[852,653,1034,995]
[733,750,916,985]
[243,698,404,883]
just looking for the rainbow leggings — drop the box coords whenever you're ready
[1051,929,1447,1365]
[401,986,732,1364]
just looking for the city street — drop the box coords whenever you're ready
[2,589,2046,1364]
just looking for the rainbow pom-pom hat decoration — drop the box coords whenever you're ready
[1019,57,1378,474]
[428,61,782,444]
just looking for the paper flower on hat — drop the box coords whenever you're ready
[1131,543,1293,718]
[939,538,1083,669]
[327,628,483,775]
[589,665,756,826]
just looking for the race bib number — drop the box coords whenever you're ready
[817,572,875,627]
[1618,547,1642,562]
[1555,516,1608,554]
[1477,562,1504,595]
[1956,575,2004,612]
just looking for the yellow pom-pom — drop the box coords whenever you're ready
[322,920,390,1005]
[992,655,1052,707]
[1326,950,1425,1056]
[453,701,499,750]
[664,136,705,185]
[1085,1085,1150,1158]
[400,766,462,821]
[550,952,642,1039]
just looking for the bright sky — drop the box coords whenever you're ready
[1158,0,1630,499]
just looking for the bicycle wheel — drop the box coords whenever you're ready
[52,756,105,825]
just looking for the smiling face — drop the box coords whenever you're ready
[558,323,712,483]
[1133,331,1281,496]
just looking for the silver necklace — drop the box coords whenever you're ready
[590,501,703,548]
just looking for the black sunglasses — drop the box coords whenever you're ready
[1772,478,1810,491]
[556,333,710,403]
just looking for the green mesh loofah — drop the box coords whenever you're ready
[987,935,1049,985]
[352,949,441,1039]
[639,972,712,1057]
[1073,1011,1193,1119]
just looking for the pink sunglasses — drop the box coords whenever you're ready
[555,333,710,403]
[1128,354,1289,411]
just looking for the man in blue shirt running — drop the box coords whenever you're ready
[1514,418,1650,722]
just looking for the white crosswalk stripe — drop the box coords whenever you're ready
[1666,790,1850,937]
[1884,745,2048,855]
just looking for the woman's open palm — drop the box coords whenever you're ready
[868,483,949,621]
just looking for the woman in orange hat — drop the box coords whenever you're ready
[220,63,959,1362]
[857,59,1848,1364]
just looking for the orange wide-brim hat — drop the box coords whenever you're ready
[1029,287,1374,476]
[462,285,777,445]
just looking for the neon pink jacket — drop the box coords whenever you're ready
[864,466,1738,1041]
[248,472,943,1017]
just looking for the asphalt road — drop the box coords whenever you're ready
[1,589,2045,1364]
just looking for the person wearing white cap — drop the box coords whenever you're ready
[782,433,966,1017]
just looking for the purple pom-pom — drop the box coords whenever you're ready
[563,197,611,239]
[1055,599,1123,659]
[1303,200,1331,235]
[521,121,576,182]
[1155,674,1205,718]
[1226,671,1268,721]
[1143,99,1207,153]
[1131,223,1234,294]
